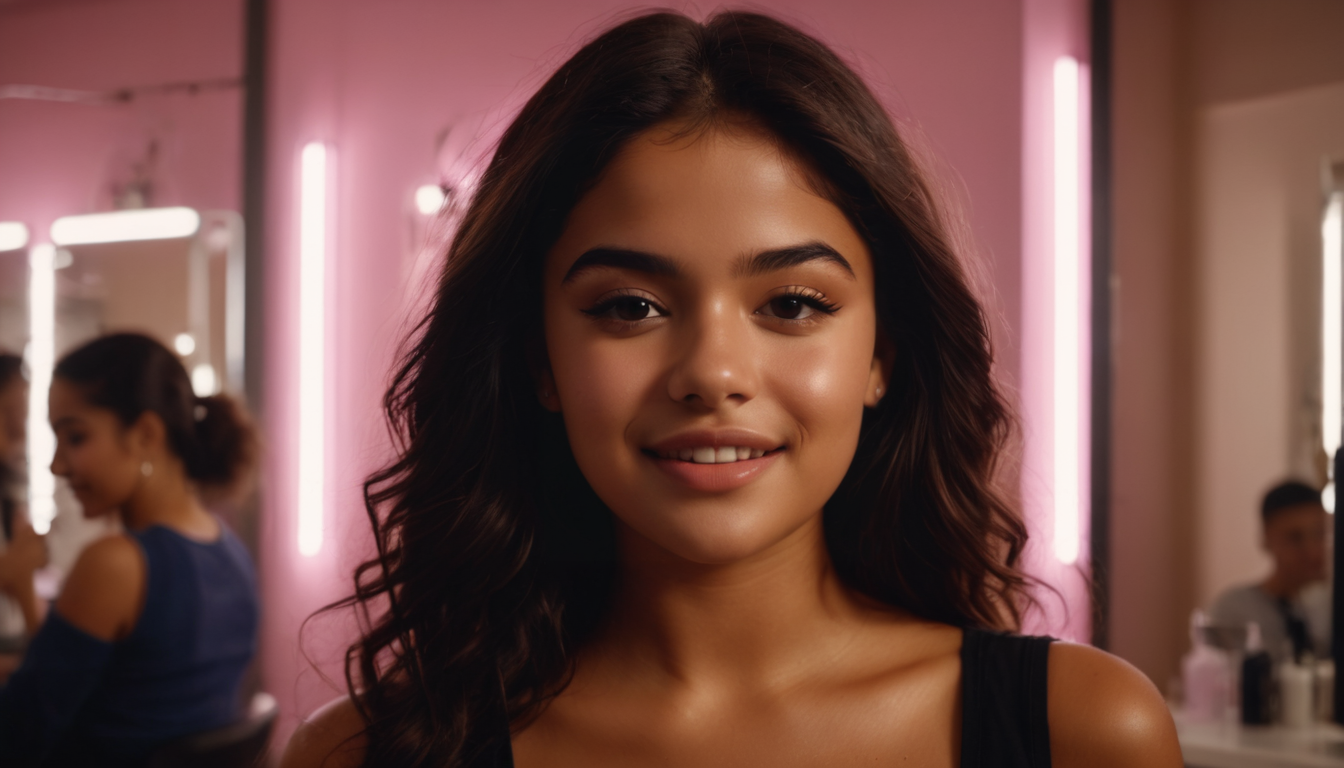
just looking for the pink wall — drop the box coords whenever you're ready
[0,0,244,242]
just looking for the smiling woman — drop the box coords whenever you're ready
[282,10,1181,768]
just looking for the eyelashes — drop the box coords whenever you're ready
[582,293,668,323]
[582,287,841,326]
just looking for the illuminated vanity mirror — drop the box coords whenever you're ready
[46,208,245,401]
[7,208,245,584]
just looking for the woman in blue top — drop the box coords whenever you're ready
[0,332,260,767]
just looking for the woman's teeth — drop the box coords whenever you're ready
[657,446,768,463]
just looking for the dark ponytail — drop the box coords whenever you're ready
[53,333,258,499]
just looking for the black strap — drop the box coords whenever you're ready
[959,629,1054,768]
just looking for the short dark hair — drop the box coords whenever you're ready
[1262,480,1323,522]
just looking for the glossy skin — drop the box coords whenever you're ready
[1260,503,1329,599]
[282,122,1183,768]
[0,379,220,644]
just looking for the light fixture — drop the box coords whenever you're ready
[27,245,56,534]
[1052,56,1084,564]
[191,363,218,397]
[415,184,447,215]
[174,332,197,356]
[0,222,29,251]
[1323,192,1343,479]
[50,207,200,246]
[298,142,328,557]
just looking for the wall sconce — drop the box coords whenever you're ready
[50,207,201,245]
[1053,55,1085,564]
[1324,191,1343,512]
[27,244,56,534]
[298,142,328,557]
[415,184,447,215]
[0,222,29,252]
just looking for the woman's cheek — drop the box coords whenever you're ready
[557,337,658,454]
[768,335,871,430]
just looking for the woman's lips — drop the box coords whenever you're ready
[646,450,782,492]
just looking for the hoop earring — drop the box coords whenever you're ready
[141,461,153,478]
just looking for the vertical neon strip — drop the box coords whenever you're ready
[298,143,327,557]
[27,244,56,534]
[1324,193,1343,464]
[1053,57,1082,564]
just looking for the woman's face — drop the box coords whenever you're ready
[48,378,146,518]
[542,121,886,565]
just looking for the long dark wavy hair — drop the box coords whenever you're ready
[339,10,1030,767]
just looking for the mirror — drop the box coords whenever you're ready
[0,210,246,645]
[50,209,245,399]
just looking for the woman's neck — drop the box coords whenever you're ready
[120,460,214,537]
[591,514,884,693]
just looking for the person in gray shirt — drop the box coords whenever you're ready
[1209,480,1331,663]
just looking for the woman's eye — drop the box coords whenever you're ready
[586,295,667,322]
[764,296,811,320]
[758,292,838,321]
[613,297,657,321]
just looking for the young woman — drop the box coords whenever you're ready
[284,11,1182,768]
[0,333,260,767]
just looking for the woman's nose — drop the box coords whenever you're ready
[49,450,67,477]
[666,301,760,408]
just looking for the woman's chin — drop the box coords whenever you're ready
[621,510,822,569]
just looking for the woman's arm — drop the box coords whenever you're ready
[0,534,146,766]
[1047,642,1184,768]
[0,522,48,633]
[50,534,145,641]
[280,695,368,768]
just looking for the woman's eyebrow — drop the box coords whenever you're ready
[734,242,854,279]
[562,247,680,282]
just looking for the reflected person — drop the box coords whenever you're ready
[1209,480,1330,662]
[0,353,29,640]
[0,333,260,767]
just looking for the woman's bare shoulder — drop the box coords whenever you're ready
[1047,642,1183,768]
[280,695,368,768]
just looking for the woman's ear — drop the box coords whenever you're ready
[526,336,562,413]
[536,369,561,413]
[864,328,895,409]
[127,410,167,457]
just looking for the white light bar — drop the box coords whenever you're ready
[298,143,328,557]
[50,207,200,246]
[0,222,29,251]
[1052,56,1082,565]
[1323,192,1343,463]
[27,245,56,534]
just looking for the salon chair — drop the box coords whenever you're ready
[146,691,278,768]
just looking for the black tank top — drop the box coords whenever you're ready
[485,628,1054,767]
[960,629,1054,768]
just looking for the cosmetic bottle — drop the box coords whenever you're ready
[1240,622,1273,725]
[1182,611,1232,722]
[1280,655,1314,728]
